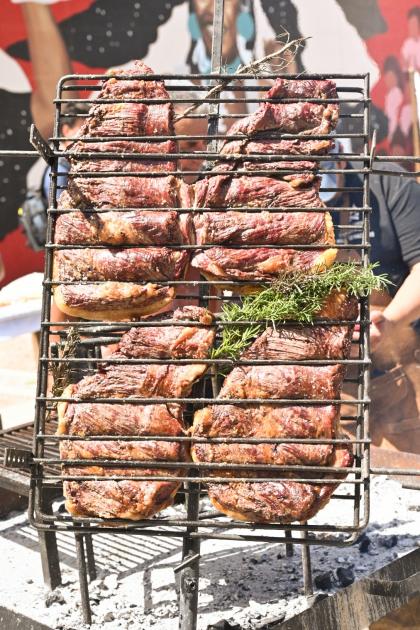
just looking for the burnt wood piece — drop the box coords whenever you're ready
[54,248,188,282]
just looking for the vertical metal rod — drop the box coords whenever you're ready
[31,81,61,523]
[178,477,201,630]
[361,72,371,527]
[75,532,92,625]
[207,0,225,399]
[38,490,62,590]
[284,529,294,557]
[301,527,313,597]
[84,534,97,582]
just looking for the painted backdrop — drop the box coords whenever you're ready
[0,0,419,286]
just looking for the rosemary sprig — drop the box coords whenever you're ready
[174,33,308,123]
[212,263,390,361]
[50,327,80,402]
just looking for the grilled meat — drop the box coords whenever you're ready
[67,174,179,209]
[72,363,207,400]
[191,247,337,284]
[77,61,174,138]
[116,306,215,359]
[53,282,174,320]
[242,325,353,362]
[193,175,324,209]
[57,400,183,437]
[227,79,338,138]
[54,248,188,283]
[55,210,188,246]
[63,478,180,520]
[219,365,344,401]
[221,137,334,158]
[59,392,187,520]
[191,404,338,467]
[206,444,353,523]
[193,211,334,246]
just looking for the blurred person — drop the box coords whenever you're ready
[41,102,88,202]
[321,156,420,454]
[401,5,420,72]
[383,56,405,142]
[187,0,255,73]
[14,0,75,141]
[0,253,5,284]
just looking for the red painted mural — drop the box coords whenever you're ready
[0,0,419,287]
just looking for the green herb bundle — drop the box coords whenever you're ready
[212,263,390,360]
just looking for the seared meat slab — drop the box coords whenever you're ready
[59,306,215,520]
[194,176,324,209]
[116,306,215,359]
[191,404,338,467]
[207,445,353,524]
[219,365,344,401]
[54,248,188,283]
[191,247,337,284]
[54,282,174,320]
[193,210,334,246]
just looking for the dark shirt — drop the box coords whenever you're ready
[334,164,420,296]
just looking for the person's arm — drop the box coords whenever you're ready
[19,3,73,139]
[370,261,420,351]
[0,253,5,284]
[370,173,420,352]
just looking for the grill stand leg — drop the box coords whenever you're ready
[301,529,313,598]
[38,491,62,590]
[75,532,92,625]
[285,529,294,557]
[84,533,97,582]
[178,481,200,630]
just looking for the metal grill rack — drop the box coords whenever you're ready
[17,68,372,627]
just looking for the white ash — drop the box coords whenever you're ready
[0,476,419,630]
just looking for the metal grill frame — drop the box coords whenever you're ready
[24,68,373,556]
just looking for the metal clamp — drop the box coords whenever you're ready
[3,448,34,469]
[30,124,55,165]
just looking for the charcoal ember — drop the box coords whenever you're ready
[207,621,241,630]
[379,535,398,549]
[45,590,66,607]
[358,533,371,553]
[336,566,355,587]
[314,571,333,590]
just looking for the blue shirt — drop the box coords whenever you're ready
[42,158,70,201]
